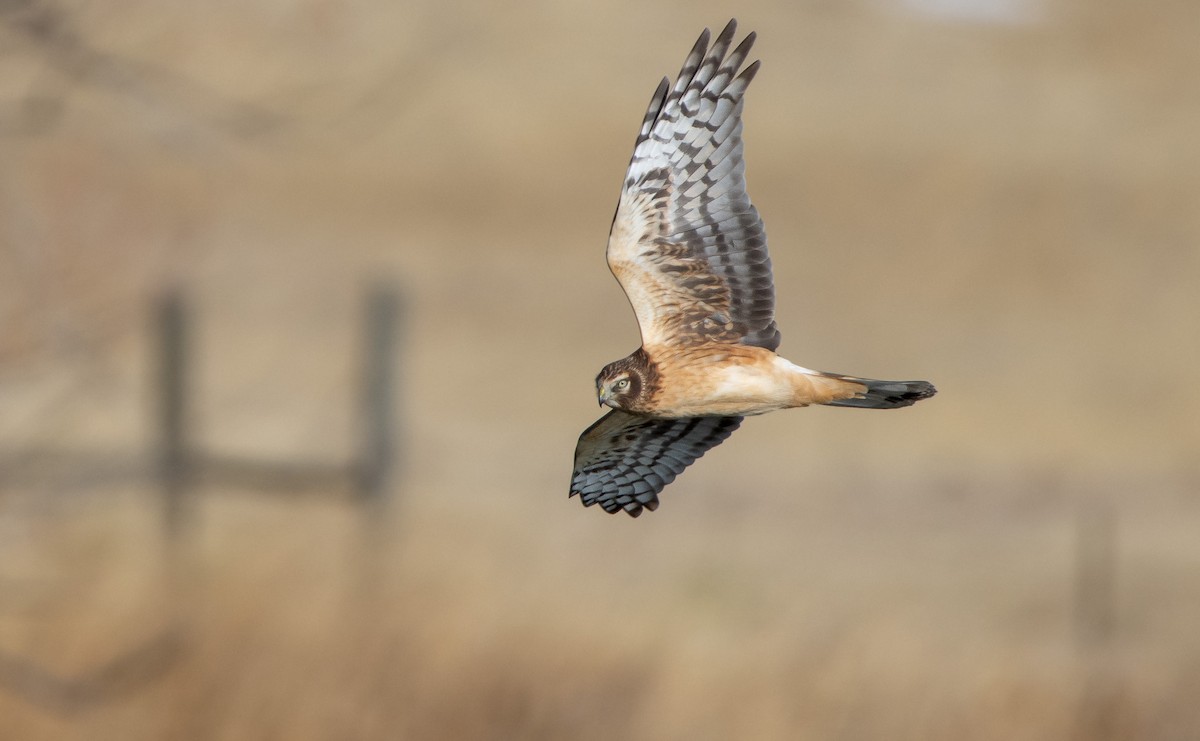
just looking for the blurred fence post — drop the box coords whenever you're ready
[356,285,400,510]
[156,290,189,537]
[1074,497,1116,648]
[0,291,190,713]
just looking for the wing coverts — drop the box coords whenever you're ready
[570,411,743,517]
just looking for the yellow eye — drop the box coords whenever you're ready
[614,378,630,391]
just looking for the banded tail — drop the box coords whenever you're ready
[821,373,937,409]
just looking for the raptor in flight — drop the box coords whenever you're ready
[570,20,936,517]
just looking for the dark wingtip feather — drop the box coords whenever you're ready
[716,19,738,45]
[727,28,757,68]
[738,58,762,85]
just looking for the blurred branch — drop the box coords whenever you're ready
[0,0,478,151]
[0,628,182,715]
[0,0,284,139]
[0,448,147,490]
[0,449,366,499]
[193,455,358,498]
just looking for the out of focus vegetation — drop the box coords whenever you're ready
[1,0,1197,738]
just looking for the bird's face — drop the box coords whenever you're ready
[596,366,640,410]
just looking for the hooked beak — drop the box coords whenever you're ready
[598,387,612,408]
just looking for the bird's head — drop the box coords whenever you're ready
[595,351,657,412]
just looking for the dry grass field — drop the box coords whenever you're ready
[1,0,1198,738]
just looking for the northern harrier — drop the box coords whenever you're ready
[570,20,936,517]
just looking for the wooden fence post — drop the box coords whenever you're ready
[357,285,400,508]
[156,290,189,537]
[1075,497,1116,648]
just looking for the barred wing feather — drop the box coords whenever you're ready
[607,19,779,352]
[570,411,742,517]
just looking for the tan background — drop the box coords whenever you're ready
[1,0,1198,738]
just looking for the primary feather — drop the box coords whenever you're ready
[607,19,779,353]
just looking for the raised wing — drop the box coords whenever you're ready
[570,410,742,517]
[607,19,779,352]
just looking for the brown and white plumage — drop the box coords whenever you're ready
[570,20,936,517]
[607,21,778,353]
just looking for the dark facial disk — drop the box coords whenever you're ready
[596,350,659,411]
[596,358,639,409]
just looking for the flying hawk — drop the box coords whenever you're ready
[570,20,936,517]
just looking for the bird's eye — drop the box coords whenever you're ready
[614,378,630,391]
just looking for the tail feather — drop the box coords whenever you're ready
[822,374,937,409]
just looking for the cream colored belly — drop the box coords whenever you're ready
[651,353,812,417]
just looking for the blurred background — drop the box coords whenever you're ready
[1,0,1198,738]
